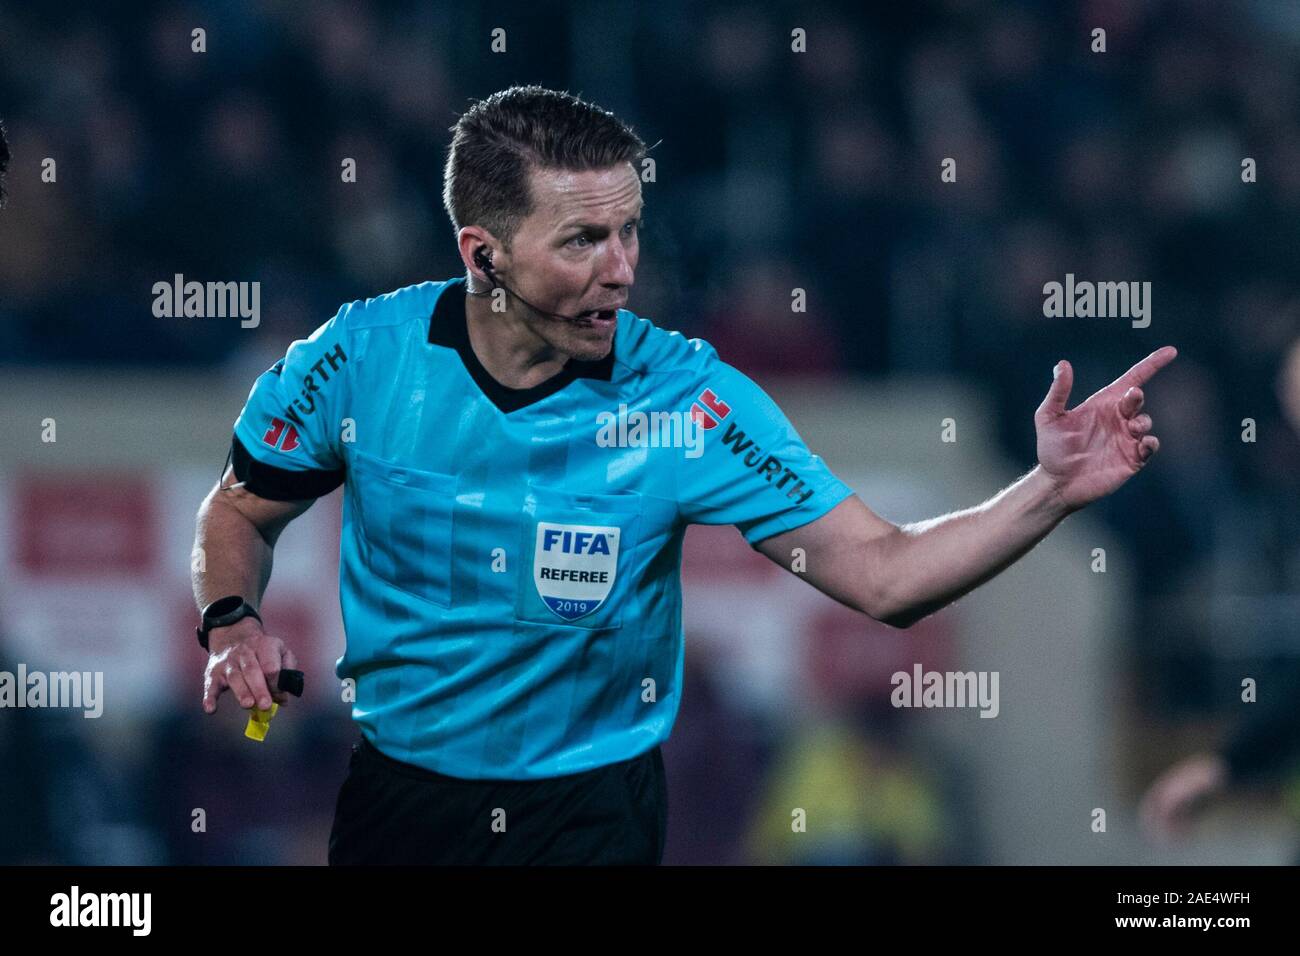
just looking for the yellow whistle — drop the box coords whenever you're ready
[244,702,279,741]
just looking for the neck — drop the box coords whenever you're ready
[464,290,569,390]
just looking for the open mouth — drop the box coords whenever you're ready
[574,309,618,325]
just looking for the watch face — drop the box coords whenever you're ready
[206,595,245,619]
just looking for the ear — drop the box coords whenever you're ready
[456,226,497,277]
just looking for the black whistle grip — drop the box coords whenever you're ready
[277,669,305,697]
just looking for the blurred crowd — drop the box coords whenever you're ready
[2,0,1298,862]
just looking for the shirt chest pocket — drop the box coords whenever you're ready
[515,483,644,630]
[348,449,458,609]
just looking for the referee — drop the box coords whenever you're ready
[192,85,1177,865]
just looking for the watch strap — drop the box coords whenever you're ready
[197,597,262,651]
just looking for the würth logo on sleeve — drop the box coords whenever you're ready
[262,417,300,452]
[690,388,731,430]
[688,385,814,504]
[719,423,814,505]
[281,342,347,427]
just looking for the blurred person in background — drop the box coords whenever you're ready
[1140,338,1300,860]
[1139,666,1300,862]
[745,707,951,865]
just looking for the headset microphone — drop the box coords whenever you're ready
[472,249,608,325]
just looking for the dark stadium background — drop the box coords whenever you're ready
[1,0,1298,864]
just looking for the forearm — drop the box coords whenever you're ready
[191,491,275,611]
[880,465,1073,626]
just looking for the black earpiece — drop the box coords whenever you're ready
[466,250,608,325]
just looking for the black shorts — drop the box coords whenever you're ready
[328,736,668,865]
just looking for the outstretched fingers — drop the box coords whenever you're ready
[1120,345,1178,389]
[1037,359,1075,420]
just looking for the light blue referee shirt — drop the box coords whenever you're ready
[231,277,853,779]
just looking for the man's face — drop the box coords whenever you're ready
[498,162,642,361]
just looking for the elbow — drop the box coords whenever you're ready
[878,607,921,630]
[863,592,921,629]
[869,590,918,629]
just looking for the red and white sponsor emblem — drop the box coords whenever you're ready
[689,388,731,430]
[262,416,300,452]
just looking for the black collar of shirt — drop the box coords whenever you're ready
[427,276,615,414]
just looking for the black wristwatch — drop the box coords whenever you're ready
[196,595,262,651]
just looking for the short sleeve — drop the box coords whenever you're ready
[230,309,351,500]
[676,354,854,545]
